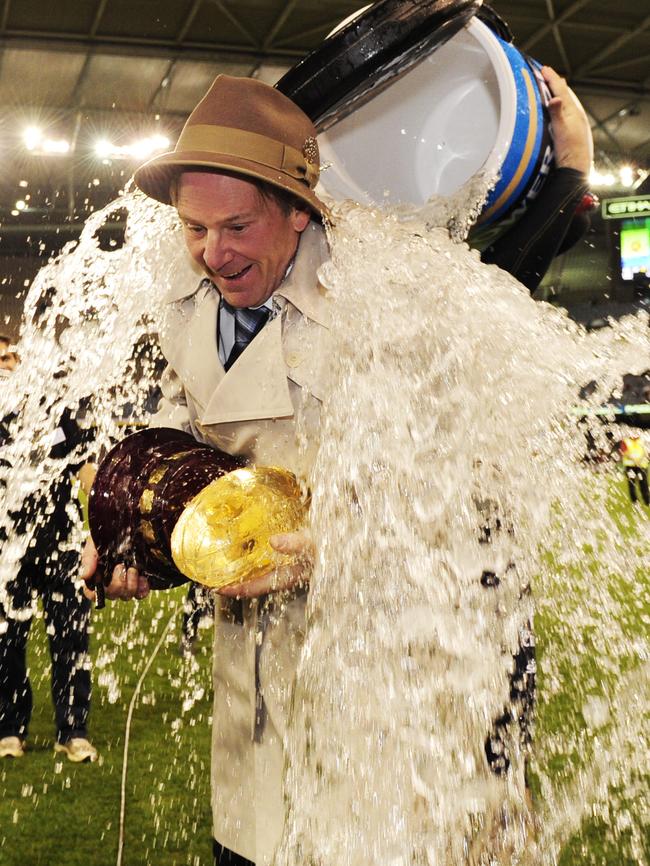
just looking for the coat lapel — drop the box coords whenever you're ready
[202,314,294,424]
[162,281,224,410]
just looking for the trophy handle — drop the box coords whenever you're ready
[92,562,109,609]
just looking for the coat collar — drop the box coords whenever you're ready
[275,222,330,329]
[164,244,208,303]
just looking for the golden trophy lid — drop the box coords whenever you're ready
[171,466,308,590]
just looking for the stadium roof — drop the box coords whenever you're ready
[0,0,647,256]
[0,0,647,159]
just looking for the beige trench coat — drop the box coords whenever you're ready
[153,221,331,865]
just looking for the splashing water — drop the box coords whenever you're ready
[0,189,192,608]
[0,189,211,862]
[275,193,649,865]
[0,177,647,865]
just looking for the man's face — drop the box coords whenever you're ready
[176,171,311,308]
[0,341,18,371]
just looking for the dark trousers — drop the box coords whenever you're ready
[182,583,215,644]
[0,548,91,743]
[625,466,650,505]
[213,840,254,866]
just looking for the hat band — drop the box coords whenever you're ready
[177,124,319,189]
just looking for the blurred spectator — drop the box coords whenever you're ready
[632,269,650,300]
[180,584,215,657]
[0,341,98,762]
[0,335,20,473]
[0,335,19,373]
[618,436,650,506]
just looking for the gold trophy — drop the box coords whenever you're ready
[88,428,308,603]
[171,465,307,590]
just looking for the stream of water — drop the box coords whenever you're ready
[1,183,648,864]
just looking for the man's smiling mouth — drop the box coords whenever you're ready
[221,264,252,281]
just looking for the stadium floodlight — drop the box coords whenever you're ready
[93,134,170,161]
[589,168,616,187]
[42,138,70,154]
[590,164,649,190]
[95,139,115,158]
[24,126,70,155]
[23,126,42,151]
[131,134,170,159]
[620,166,635,188]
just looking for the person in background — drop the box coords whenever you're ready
[0,335,20,463]
[0,336,18,373]
[180,583,215,657]
[0,337,98,762]
[618,435,650,506]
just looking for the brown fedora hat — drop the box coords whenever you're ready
[133,75,326,217]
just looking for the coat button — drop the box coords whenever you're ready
[285,351,301,368]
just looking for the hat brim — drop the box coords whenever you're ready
[133,149,328,219]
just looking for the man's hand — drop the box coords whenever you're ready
[542,65,593,174]
[79,536,150,602]
[218,528,314,599]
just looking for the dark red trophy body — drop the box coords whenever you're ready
[88,427,243,599]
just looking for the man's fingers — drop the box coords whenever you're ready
[125,566,140,598]
[79,538,99,600]
[103,563,149,601]
[218,562,309,599]
[541,65,566,97]
[218,574,271,598]
[540,64,593,173]
[137,575,150,600]
[269,528,313,556]
[79,538,98,581]
[108,564,128,600]
[218,529,315,597]
[78,537,150,603]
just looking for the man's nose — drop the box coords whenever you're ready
[202,231,231,272]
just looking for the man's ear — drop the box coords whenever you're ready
[291,207,311,233]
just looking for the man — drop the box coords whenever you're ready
[82,75,328,866]
[0,337,98,762]
[80,68,593,865]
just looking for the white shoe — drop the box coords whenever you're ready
[54,737,98,763]
[0,736,25,758]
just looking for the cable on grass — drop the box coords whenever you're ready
[116,610,177,866]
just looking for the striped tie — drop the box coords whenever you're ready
[222,300,272,371]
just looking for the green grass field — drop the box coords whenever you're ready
[0,470,647,866]
[533,471,649,866]
[0,586,214,866]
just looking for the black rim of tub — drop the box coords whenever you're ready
[276,0,484,131]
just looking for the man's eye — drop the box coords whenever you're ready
[229,224,247,233]
[185,224,204,235]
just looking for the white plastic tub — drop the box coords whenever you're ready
[317,17,552,225]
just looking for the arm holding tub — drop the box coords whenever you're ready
[481,66,594,290]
